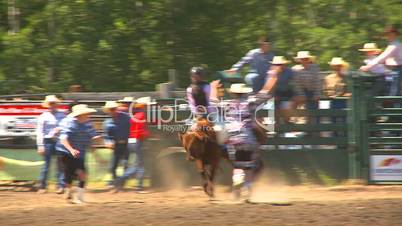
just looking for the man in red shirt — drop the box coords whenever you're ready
[114,97,153,192]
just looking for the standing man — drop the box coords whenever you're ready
[114,97,153,192]
[227,36,275,93]
[57,104,100,203]
[292,51,321,110]
[103,101,131,185]
[360,25,402,95]
[36,95,66,194]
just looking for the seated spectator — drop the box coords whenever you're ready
[291,51,321,110]
[262,56,294,122]
[226,36,274,93]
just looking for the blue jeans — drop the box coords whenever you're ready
[110,142,129,181]
[245,72,266,93]
[119,140,145,188]
[38,139,64,189]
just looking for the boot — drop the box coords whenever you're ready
[64,187,73,200]
[72,187,84,204]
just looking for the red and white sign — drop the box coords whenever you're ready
[370,155,402,181]
[0,103,69,137]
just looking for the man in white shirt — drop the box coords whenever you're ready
[36,95,66,194]
[361,25,402,95]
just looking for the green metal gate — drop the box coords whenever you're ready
[349,72,402,184]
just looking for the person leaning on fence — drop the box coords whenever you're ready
[226,36,275,93]
[102,101,131,186]
[36,95,66,194]
[291,51,321,110]
[113,97,154,193]
[56,104,101,204]
[360,25,402,95]
[358,43,387,95]
[324,57,350,137]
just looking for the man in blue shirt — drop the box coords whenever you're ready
[36,95,66,194]
[57,104,100,204]
[227,36,274,93]
[102,101,131,185]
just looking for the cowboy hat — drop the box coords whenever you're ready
[68,104,96,118]
[117,96,135,103]
[328,57,348,66]
[228,83,253,94]
[294,51,316,61]
[270,56,290,65]
[135,97,156,105]
[102,101,119,113]
[358,43,381,52]
[42,95,60,108]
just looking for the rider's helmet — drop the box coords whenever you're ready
[190,66,205,78]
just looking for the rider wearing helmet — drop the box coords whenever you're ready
[187,66,211,118]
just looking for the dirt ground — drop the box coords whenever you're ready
[0,184,402,226]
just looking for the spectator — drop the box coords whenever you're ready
[103,101,131,186]
[226,36,274,93]
[292,51,321,110]
[359,43,387,95]
[36,95,66,194]
[360,25,402,95]
[56,104,100,204]
[324,57,350,108]
[262,56,294,123]
[114,97,154,193]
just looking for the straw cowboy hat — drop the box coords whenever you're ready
[294,51,316,61]
[358,43,381,52]
[68,104,96,117]
[270,56,290,65]
[135,96,156,105]
[328,57,348,66]
[42,95,60,108]
[117,96,135,103]
[102,101,119,113]
[228,83,253,94]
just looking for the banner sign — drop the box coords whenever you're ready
[370,155,402,181]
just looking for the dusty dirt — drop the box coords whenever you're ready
[0,185,402,226]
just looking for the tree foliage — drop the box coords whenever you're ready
[0,0,400,93]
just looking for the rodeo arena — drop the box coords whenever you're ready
[1,24,402,226]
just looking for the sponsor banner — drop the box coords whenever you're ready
[370,155,402,181]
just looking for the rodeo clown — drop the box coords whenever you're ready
[56,104,101,204]
[210,81,269,200]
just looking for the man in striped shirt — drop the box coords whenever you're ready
[36,95,66,194]
[56,104,100,204]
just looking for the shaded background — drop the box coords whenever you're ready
[0,0,401,94]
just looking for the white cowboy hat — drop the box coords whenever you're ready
[135,96,156,105]
[117,96,135,103]
[68,104,96,117]
[358,43,381,52]
[328,57,347,66]
[42,95,60,108]
[270,56,290,65]
[294,51,316,61]
[385,57,398,66]
[102,101,119,113]
[228,83,253,94]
